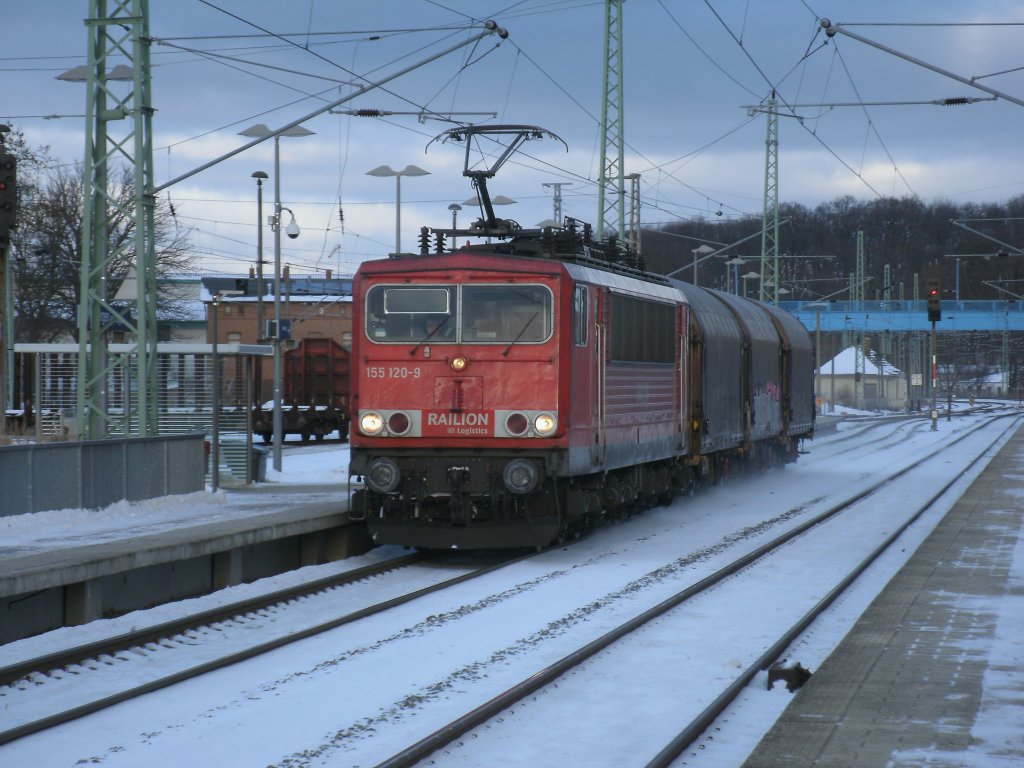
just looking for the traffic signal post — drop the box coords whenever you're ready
[0,129,16,425]
[928,278,941,431]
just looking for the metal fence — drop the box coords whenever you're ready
[5,344,270,486]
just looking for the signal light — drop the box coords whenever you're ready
[0,153,16,242]
[927,278,941,322]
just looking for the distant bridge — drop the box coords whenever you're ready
[780,300,1024,333]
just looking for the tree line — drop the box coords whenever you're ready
[642,195,1024,303]
[640,196,1024,399]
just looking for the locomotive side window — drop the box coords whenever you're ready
[610,293,675,363]
[573,284,588,347]
[461,285,552,344]
[366,285,455,342]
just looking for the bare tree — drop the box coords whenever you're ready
[8,140,193,343]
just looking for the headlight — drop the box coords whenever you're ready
[533,412,557,436]
[360,411,384,436]
[502,458,539,495]
[366,457,401,493]
[495,409,558,438]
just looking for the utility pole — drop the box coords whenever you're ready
[854,231,865,405]
[927,278,942,430]
[597,0,626,241]
[0,126,15,427]
[627,172,641,255]
[745,92,780,303]
[930,321,938,430]
[881,263,891,407]
[542,181,571,226]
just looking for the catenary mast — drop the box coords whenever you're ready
[76,0,158,438]
[597,0,626,241]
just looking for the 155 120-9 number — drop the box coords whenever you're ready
[367,366,422,379]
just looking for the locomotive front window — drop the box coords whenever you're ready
[366,285,455,342]
[461,285,552,344]
[364,283,552,344]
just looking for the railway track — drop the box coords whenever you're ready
[368,413,1020,768]
[0,550,524,745]
[805,415,931,462]
[643,411,1022,768]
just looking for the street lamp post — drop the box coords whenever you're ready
[209,289,242,491]
[269,201,301,472]
[806,302,828,414]
[211,295,220,492]
[366,164,430,254]
[741,270,760,299]
[722,256,744,293]
[690,244,714,286]
[251,171,268,342]
[448,203,462,248]
[240,123,313,472]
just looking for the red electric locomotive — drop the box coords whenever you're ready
[348,126,814,549]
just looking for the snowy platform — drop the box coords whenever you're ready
[743,424,1024,766]
[0,445,363,643]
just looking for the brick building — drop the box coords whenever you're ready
[202,275,353,347]
[202,275,353,404]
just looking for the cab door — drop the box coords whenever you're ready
[568,283,605,470]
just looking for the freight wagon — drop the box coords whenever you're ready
[254,338,350,442]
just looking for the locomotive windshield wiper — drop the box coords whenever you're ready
[409,315,451,356]
[502,311,537,357]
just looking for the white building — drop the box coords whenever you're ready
[818,346,907,411]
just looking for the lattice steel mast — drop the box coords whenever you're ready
[758,92,780,303]
[597,0,625,241]
[76,0,157,438]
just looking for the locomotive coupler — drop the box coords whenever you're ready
[447,466,471,524]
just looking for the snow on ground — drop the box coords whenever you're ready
[1,411,1022,766]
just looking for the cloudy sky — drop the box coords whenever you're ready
[4,1,1024,275]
